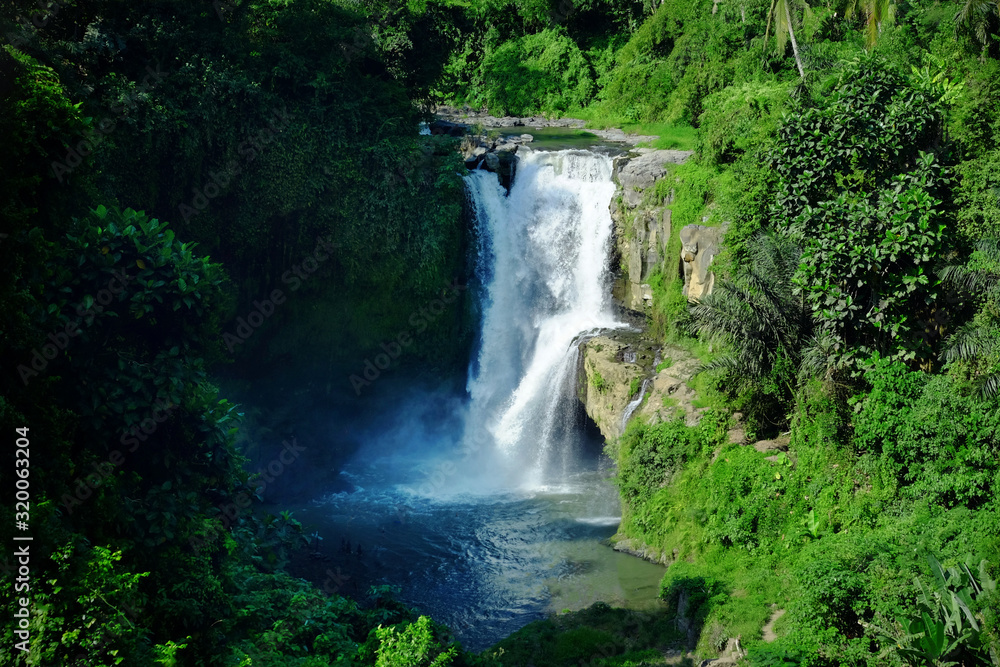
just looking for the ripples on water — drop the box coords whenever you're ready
[291,459,665,651]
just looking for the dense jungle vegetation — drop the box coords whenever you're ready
[1,0,999,665]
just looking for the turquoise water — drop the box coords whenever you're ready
[288,459,666,651]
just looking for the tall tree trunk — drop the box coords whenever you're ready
[784,1,805,78]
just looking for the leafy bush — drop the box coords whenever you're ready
[697,80,789,167]
[854,359,1000,508]
[771,56,955,368]
[369,616,458,667]
[870,554,997,666]
[954,150,1000,242]
[615,418,701,505]
[481,28,595,116]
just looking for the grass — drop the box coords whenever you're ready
[591,369,608,394]
[570,107,698,151]
[629,377,642,397]
[656,357,673,373]
[689,371,728,412]
[630,123,698,151]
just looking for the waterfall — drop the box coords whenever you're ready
[620,379,650,432]
[462,149,622,489]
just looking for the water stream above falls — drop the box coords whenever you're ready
[287,147,665,650]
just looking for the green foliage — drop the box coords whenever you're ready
[489,602,677,667]
[6,0,1000,664]
[853,360,1000,508]
[367,616,458,667]
[698,81,789,167]
[940,239,1000,398]
[689,232,808,429]
[644,161,720,341]
[873,554,997,666]
[644,123,698,150]
[591,369,609,393]
[615,418,699,506]
[954,151,1000,242]
[1,542,154,666]
[659,574,728,638]
[792,546,871,639]
[949,60,1000,158]
[593,0,770,125]
[955,0,1000,50]
[480,28,596,116]
[763,0,806,77]
[771,56,954,368]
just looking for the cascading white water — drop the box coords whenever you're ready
[620,378,650,431]
[463,148,622,489]
[309,147,668,649]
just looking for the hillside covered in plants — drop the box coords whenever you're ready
[2,0,999,665]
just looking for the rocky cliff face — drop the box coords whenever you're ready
[611,149,691,311]
[680,223,728,300]
[580,146,733,443]
[578,333,653,442]
[609,148,728,313]
[579,333,711,443]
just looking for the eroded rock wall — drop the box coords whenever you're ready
[680,222,728,301]
[578,335,649,442]
[611,150,690,312]
[580,147,732,440]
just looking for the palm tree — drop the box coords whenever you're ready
[939,238,1000,399]
[765,0,805,78]
[689,232,810,393]
[956,0,1000,48]
[842,0,897,50]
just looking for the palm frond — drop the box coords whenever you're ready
[942,323,998,364]
[939,238,1000,298]
[956,0,999,44]
[981,373,1000,400]
[688,231,810,386]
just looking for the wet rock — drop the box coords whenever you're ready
[608,536,675,566]
[428,119,468,136]
[481,150,518,193]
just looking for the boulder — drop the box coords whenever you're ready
[753,434,790,453]
[428,119,468,136]
[620,208,672,310]
[680,223,728,300]
[481,150,518,193]
[614,149,693,208]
